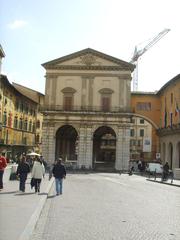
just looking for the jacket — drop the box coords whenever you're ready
[16,162,30,175]
[0,156,7,171]
[52,163,66,179]
[31,161,45,179]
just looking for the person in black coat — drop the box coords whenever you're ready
[162,162,170,181]
[52,158,66,196]
[16,156,30,192]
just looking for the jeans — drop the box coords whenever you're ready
[0,170,4,189]
[19,173,28,192]
[55,178,63,195]
[34,179,42,192]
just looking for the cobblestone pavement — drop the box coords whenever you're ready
[0,174,53,240]
[31,173,180,240]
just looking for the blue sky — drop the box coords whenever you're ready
[1,0,180,93]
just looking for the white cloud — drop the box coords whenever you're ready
[8,20,28,29]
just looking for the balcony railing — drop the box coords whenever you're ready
[39,105,132,113]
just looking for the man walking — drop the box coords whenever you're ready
[0,152,7,190]
[16,156,30,192]
[52,158,66,196]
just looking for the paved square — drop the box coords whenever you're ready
[31,173,180,240]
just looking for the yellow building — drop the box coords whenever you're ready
[12,83,44,154]
[0,74,42,161]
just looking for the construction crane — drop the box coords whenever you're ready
[131,28,170,91]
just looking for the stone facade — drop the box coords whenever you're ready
[157,74,180,169]
[41,48,134,170]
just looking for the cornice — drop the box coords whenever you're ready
[157,124,180,136]
[45,65,131,71]
[46,73,131,79]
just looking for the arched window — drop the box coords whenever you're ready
[99,88,114,112]
[3,111,7,126]
[14,116,18,128]
[62,87,76,111]
[24,119,28,131]
[8,113,12,127]
[32,122,36,133]
[19,118,23,129]
[29,120,32,132]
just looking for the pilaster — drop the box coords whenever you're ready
[77,125,93,169]
[42,122,56,164]
[115,126,130,171]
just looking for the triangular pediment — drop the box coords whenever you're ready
[42,48,134,71]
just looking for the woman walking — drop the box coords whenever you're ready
[31,156,45,193]
[16,156,30,192]
[0,152,7,190]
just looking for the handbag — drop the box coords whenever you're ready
[30,178,35,189]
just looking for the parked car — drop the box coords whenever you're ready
[146,163,163,174]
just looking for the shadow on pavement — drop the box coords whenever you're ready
[14,192,36,196]
[47,194,57,199]
[0,191,18,194]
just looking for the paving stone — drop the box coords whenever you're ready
[31,174,180,240]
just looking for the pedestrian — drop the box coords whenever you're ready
[0,152,7,190]
[16,156,30,192]
[40,155,48,172]
[31,156,45,193]
[162,162,170,181]
[52,158,66,196]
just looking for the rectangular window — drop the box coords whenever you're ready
[130,129,135,137]
[64,96,73,111]
[140,119,144,124]
[136,102,151,111]
[102,97,110,111]
[140,129,144,137]
[131,118,135,123]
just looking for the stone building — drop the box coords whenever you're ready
[157,74,180,169]
[41,48,135,170]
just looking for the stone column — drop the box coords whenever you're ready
[42,122,56,164]
[115,126,130,171]
[84,126,93,169]
[77,125,93,169]
[77,126,86,168]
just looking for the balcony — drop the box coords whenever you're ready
[157,123,180,136]
[39,105,132,114]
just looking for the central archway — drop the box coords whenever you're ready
[56,125,78,161]
[93,126,116,170]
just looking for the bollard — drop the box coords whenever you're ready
[171,171,174,184]
[154,169,157,181]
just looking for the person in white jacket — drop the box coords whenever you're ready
[31,157,45,193]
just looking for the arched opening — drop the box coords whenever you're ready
[56,125,78,161]
[93,126,116,170]
[168,142,173,169]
